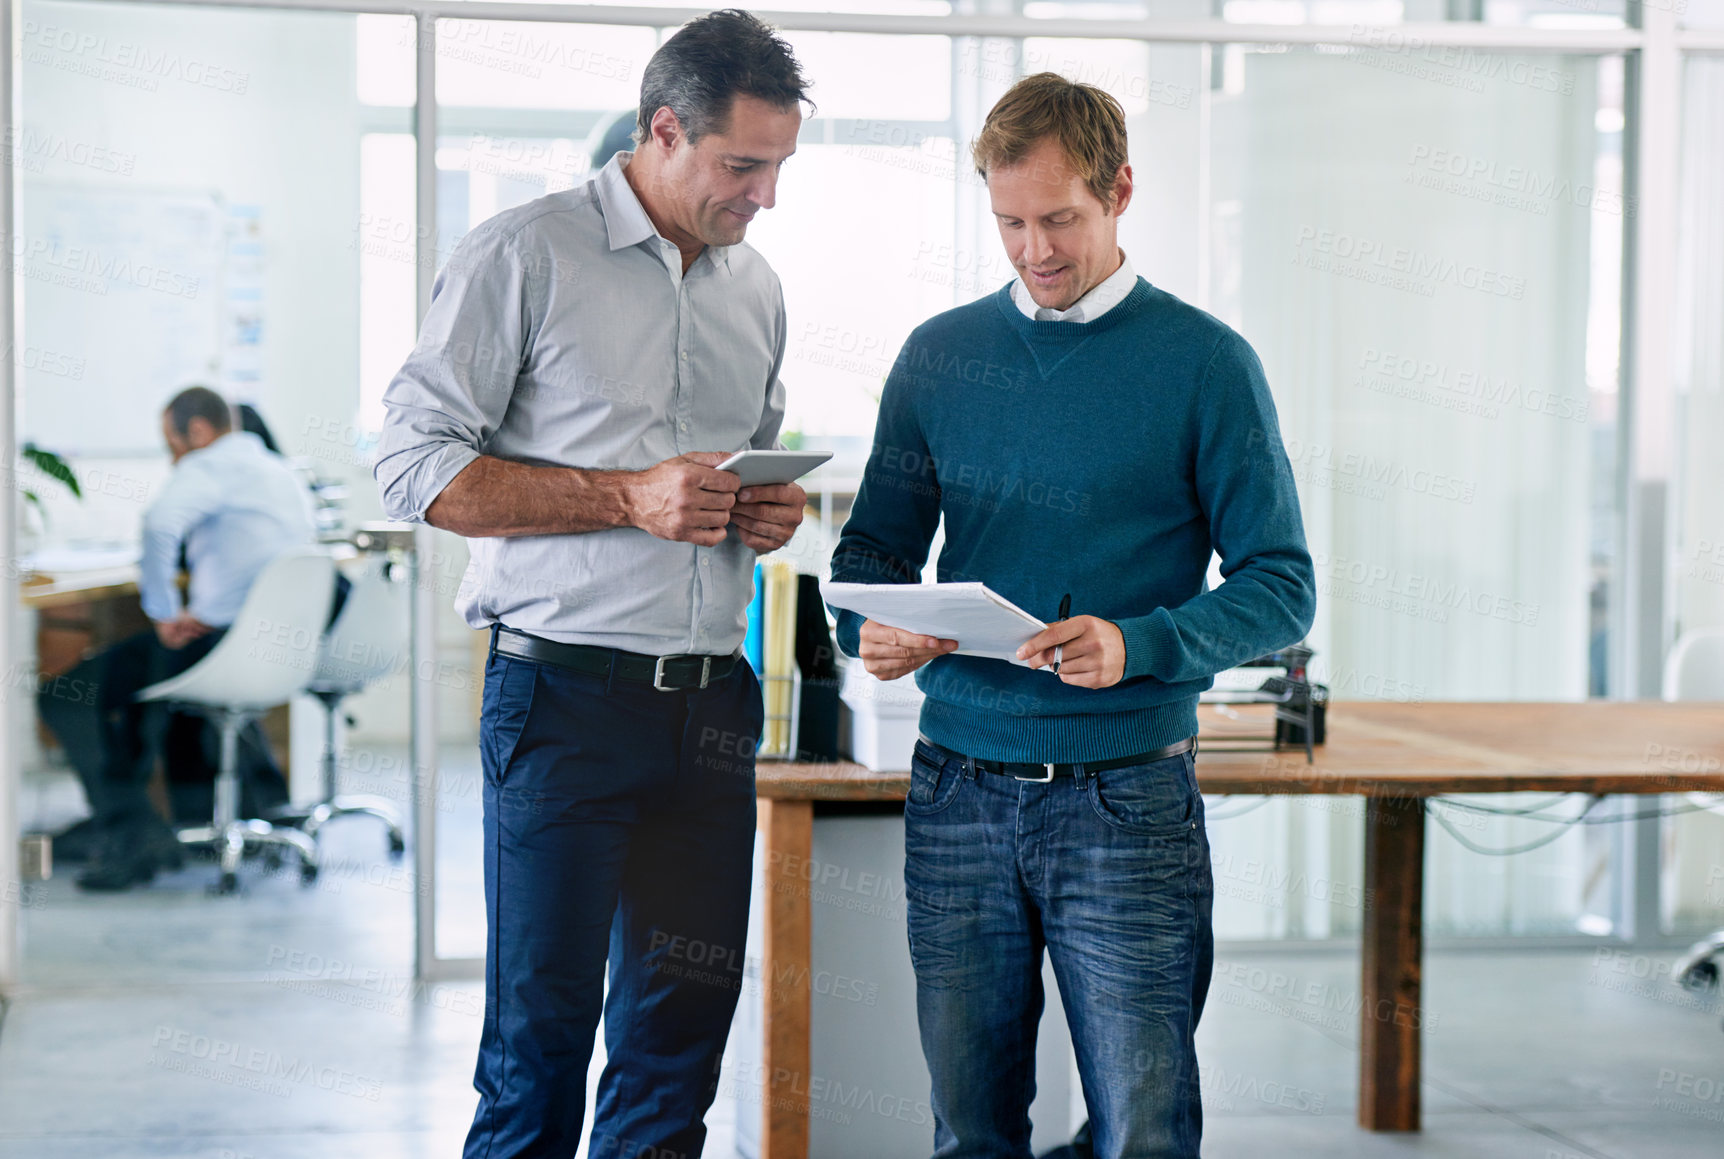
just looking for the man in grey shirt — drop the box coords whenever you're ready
[374,12,810,1157]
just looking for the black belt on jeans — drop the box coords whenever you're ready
[491,625,740,691]
[919,735,1196,784]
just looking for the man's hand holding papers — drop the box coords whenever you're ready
[823,580,1051,681]
[857,620,958,681]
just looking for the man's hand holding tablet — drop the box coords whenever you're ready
[715,449,832,553]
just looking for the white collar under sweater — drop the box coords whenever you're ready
[1009,250,1137,323]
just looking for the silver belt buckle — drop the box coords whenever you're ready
[1014,762,1057,784]
[652,655,713,691]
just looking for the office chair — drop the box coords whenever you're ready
[1663,629,1724,1002]
[271,557,407,855]
[139,547,336,894]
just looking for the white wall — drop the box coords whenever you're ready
[21,0,365,480]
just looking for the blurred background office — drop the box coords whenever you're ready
[1,1,1723,1157]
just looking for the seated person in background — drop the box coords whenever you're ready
[38,385,318,891]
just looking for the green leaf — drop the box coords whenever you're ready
[20,443,81,499]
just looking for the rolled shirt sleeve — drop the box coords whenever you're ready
[373,227,537,523]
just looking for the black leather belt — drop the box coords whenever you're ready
[920,735,1196,784]
[491,626,740,691]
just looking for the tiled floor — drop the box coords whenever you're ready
[4,757,1723,1158]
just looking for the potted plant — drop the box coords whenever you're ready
[17,442,82,558]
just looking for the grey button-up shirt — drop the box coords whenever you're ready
[374,152,787,654]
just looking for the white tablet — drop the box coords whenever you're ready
[715,449,833,487]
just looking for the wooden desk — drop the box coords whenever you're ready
[19,565,142,611]
[752,701,1724,1155]
[21,567,147,676]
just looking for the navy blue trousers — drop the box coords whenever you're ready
[463,644,763,1159]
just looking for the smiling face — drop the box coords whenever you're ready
[637,94,802,252]
[987,136,1132,312]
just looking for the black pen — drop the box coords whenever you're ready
[1053,593,1071,674]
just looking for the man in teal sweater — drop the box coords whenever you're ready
[830,74,1315,1159]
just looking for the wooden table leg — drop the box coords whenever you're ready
[1359,793,1425,1131]
[757,797,813,1159]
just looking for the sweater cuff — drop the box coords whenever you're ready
[833,607,865,659]
[1116,609,1179,681]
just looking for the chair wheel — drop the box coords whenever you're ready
[300,864,318,886]
[1681,960,1720,992]
[211,872,239,896]
[388,833,406,857]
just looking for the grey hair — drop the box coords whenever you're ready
[634,9,812,147]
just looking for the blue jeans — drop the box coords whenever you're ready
[904,738,1214,1159]
[463,647,763,1159]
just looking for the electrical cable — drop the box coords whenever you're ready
[1199,790,1724,847]
[1428,793,1582,817]
[1432,795,1723,826]
[1425,795,1603,856]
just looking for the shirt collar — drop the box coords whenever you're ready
[1012,250,1135,323]
[595,150,733,276]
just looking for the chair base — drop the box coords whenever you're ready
[269,795,406,856]
[177,818,319,895]
[1676,932,1724,985]
[1676,931,1724,1035]
[279,686,409,857]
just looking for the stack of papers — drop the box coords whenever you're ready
[821,581,1047,666]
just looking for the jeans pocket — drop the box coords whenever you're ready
[1087,750,1200,836]
[905,739,965,815]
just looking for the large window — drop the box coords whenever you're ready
[1664,52,1724,936]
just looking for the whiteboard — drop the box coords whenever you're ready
[21,184,227,456]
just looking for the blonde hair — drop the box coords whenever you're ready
[971,72,1129,210]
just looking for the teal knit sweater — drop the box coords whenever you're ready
[829,279,1316,763]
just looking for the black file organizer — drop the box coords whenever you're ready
[1196,644,1328,763]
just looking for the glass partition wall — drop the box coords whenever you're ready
[12,0,421,983]
[3,0,1718,996]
